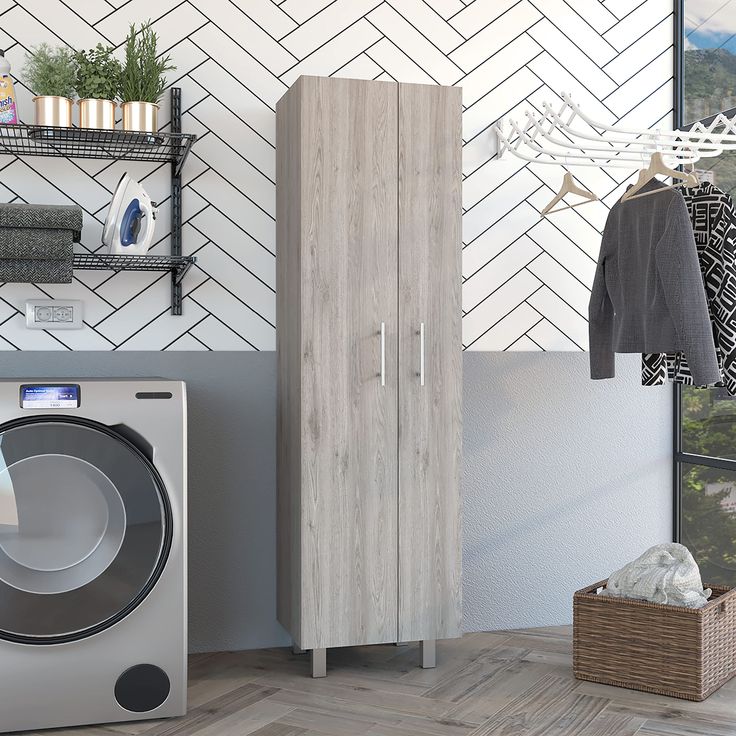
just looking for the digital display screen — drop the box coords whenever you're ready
[20,384,80,409]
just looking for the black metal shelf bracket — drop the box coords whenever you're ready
[170,87,185,315]
[0,87,197,315]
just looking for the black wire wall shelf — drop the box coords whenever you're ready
[73,254,196,285]
[0,123,195,172]
[0,88,196,314]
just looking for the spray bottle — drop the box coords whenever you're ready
[0,51,18,124]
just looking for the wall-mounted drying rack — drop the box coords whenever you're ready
[494,92,736,169]
[0,87,197,315]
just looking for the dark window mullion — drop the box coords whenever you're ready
[676,452,736,473]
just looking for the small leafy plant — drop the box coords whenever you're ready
[24,43,76,98]
[75,44,122,100]
[120,21,175,104]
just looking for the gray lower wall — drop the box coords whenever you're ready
[462,352,672,632]
[0,351,672,652]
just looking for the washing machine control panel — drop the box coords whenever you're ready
[20,384,81,409]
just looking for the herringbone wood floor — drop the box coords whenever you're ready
[17,626,736,736]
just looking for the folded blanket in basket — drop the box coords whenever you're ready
[0,203,82,240]
[0,228,74,260]
[0,259,73,284]
[601,542,712,608]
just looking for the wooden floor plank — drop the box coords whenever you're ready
[13,627,736,736]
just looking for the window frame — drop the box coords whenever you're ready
[672,0,736,542]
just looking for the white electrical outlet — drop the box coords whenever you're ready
[25,299,84,330]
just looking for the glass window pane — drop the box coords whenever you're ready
[684,1,736,125]
[682,462,736,587]
[682,385,736,460]
[686,150,736,200]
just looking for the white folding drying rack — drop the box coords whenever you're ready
[494,92,736,169]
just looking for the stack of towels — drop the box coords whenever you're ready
[0,203,83,283]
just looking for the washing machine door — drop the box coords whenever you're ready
[0,416,172,644]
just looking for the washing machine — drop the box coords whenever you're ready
[0,379,187,733]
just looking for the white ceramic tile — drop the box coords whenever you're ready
[385,0,465,53]
[190,207,275,288]
[280,0,383,59]
[188,169,275,253]
[365,38,436,85]
[240,0,298,39]
[116,299,208,350]
[280,19,381,87]
[205,3,297,76]
[463,236,542,312]
[191,23,287,108]
[467,302,541,350]
[189,279,275,350]
[193,242,275,325]
[604,0,672,51]
[463,269,542,346]
[164,332,209,351]
[603,15,671,84]
[526,253,590,317]
[528,286,589,349]
[189,314,255,350]
[450,1,543,72]
[463,202,539,279]
[527,318,581,351]
[449,0,520,38]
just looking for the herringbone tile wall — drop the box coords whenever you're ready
[0,0,674,350]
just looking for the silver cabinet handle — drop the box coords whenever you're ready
[380,322,386,387]
[419,322,425,387]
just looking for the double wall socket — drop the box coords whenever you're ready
[25,299,84,330]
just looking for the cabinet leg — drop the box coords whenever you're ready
[311,648,327,678]
[420,639,436,669]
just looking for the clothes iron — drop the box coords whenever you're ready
[102,173,158,255]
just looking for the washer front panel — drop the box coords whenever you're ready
[0,417,172,643]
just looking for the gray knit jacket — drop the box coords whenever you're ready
[589,179,720,384]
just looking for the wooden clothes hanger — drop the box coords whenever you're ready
[540,172,598,217]
[620,152,699,202]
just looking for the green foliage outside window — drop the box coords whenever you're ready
[682,387,736,586]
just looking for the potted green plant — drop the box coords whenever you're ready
[23,43,76,127]
[120,21,175,133]
[75,44,122,130]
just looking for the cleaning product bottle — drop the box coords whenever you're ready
[0,51,18,124]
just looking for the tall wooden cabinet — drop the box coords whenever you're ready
[276,75,462,677]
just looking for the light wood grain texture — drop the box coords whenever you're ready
[276,75,303,643]
[33,628,736,736]
[279,76,400,650]
[277,76,462,659]
[397,82,463,643]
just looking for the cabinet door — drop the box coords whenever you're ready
[299,76,399,649]
[398,83,463,641]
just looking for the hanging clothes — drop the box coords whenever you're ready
[641,182,736,394]
[589,179,720,384]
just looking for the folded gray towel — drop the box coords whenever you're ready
[0,229,74,260]
[0,203,82,241]
[0,259,73,283]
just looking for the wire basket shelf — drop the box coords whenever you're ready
[73,253,196,284]
[0,124,196,167]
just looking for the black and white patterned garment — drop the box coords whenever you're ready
[641,182,736,395]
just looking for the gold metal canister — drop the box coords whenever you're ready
[121,101,159,133]
[33,96,73,127]
[78,98,116,130]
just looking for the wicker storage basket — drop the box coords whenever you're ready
[573,579,736,701]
